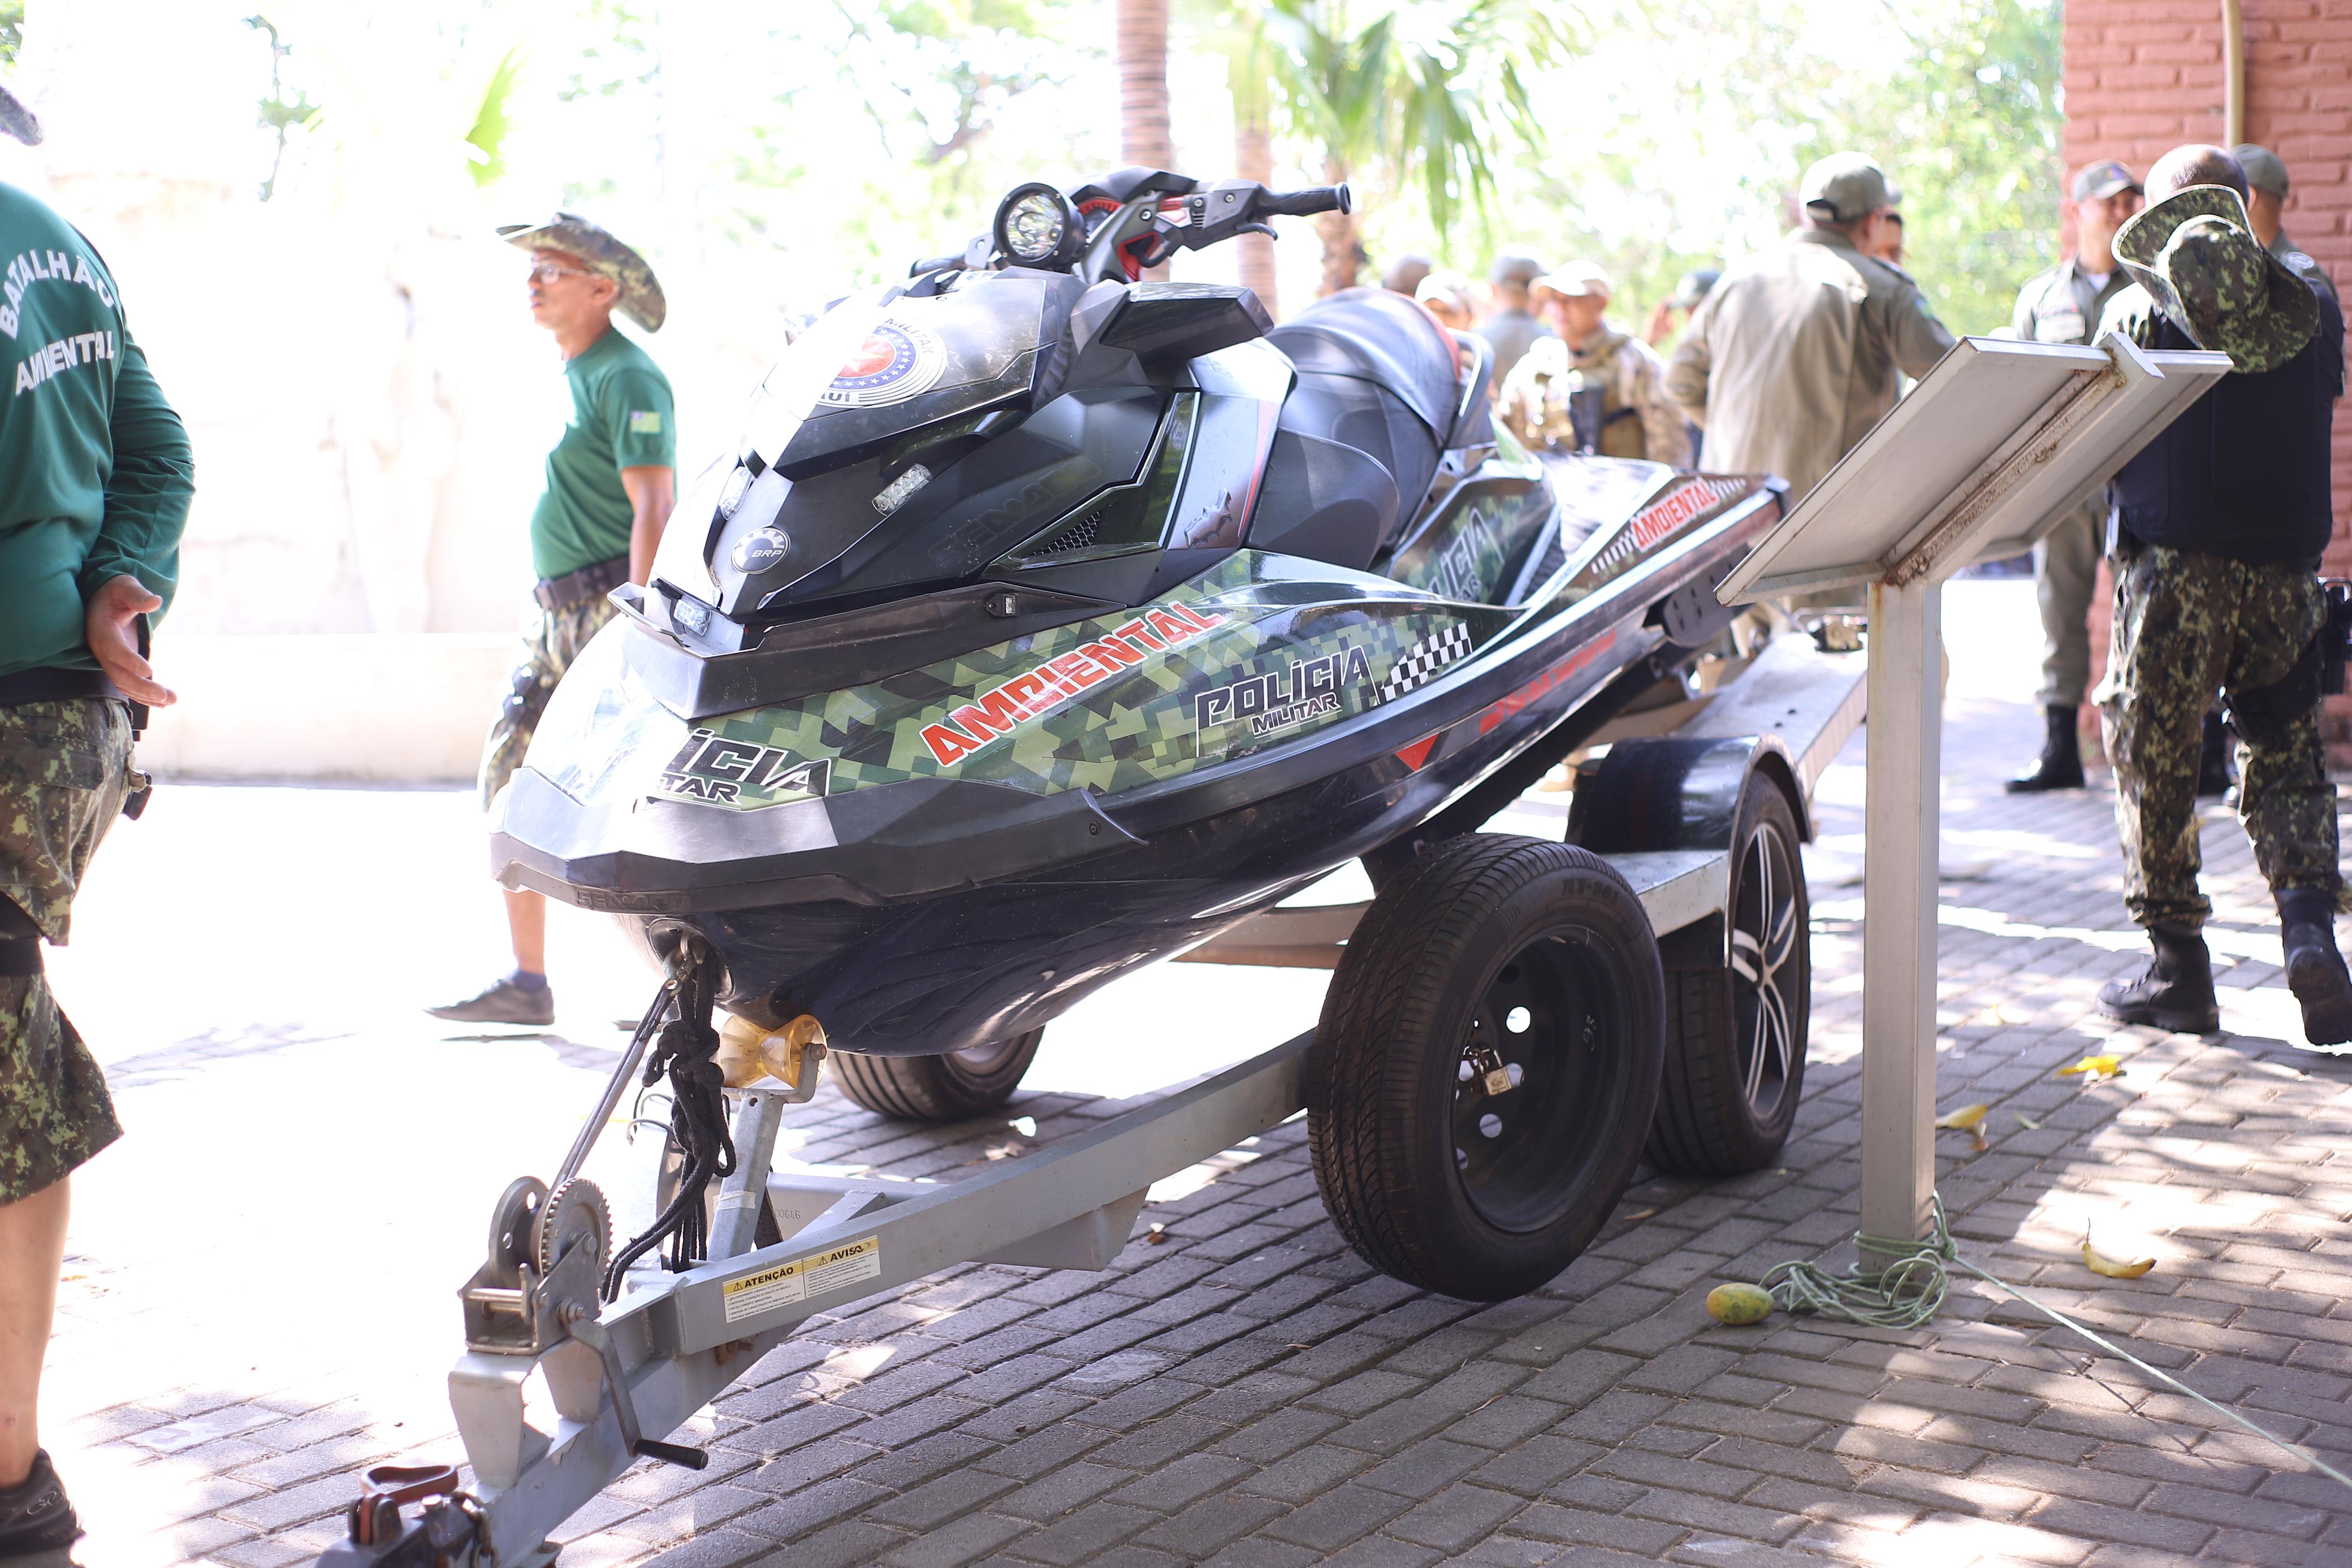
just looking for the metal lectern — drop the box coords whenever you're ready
[1717,333,2231,1253]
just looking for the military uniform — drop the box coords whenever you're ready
[2094,188,2345,935]
[2011,257,2135,709]
[1663,227,1955,502]
[1495,324,1690,466]
[0,183,193,1203]
[1474,306,1550,391]
[2272,230,2340,313]
[478,326,675,808]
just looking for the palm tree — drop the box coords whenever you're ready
[1117,0,1176,173]
[1248,0,1572,296]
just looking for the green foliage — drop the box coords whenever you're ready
[1247,0,1576,237]
[1825,0,2064,333]
[1498,0,2061,338]
[464,44,525,187]
[245,15,321,203]
[0,2,21,68]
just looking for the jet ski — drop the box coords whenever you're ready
[492,166,1784,1067]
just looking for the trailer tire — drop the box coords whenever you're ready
[1308,834,1664,1301]
[831,1030,1045,1121]
[1645,777,1810,1175]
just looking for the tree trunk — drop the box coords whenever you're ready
[1116,0,1172,279]
[1116,0,1174,172]
[1235,116,1277,318]
[1316,154,1360,297]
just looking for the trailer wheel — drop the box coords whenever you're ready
[1646,777,1810,1175]
[1308,835,1664,1301]
[831,1029,1045,1121]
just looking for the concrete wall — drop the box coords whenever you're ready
[2063,0,2351,731]
[136,634,512,783]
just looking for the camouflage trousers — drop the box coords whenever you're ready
[478,592,620,811]
[2096,542,2340,929]
[1,698,131,1203]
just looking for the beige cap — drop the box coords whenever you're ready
[1801,152,1899,223]
[1532,262,1613,299]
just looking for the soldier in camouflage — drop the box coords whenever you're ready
[2091,146,2351,1048]
[427,214,676,1027]
[1497,265,1689,467]
[0,83,194,1554]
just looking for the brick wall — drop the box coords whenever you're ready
[2062,0,2351,736]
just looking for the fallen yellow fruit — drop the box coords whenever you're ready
[1706,1283,1775,1325]
[1934,1104,1990,1131]
[2082,1235,2155,1279]
[2057,1055,2123,1078]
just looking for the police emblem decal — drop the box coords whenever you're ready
[819,319,948,409]
[731,526,792,573]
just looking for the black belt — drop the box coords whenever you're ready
[0,667,123,709]
[534,556,630,611]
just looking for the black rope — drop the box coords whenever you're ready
[602,944,736,1300]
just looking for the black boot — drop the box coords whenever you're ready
[0,1451,80,1561]
[2278,888,2352,1048]
[2197,711,2233,798]
[2098,924,2220,1033]
[2006,705,2085,793]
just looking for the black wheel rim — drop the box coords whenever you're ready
[1731,820,1800,1120]
[1450,930,1624,1233]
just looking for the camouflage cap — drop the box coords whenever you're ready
[0,83,42,146]
[2114,184,2320,374]
[497,211,667,332]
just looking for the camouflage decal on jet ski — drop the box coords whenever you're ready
[541,552,1506,811]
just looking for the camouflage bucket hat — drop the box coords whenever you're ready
[498,211,667,332]
[2113,184,2319,374]
[0,83,42,146]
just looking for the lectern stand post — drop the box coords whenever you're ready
[1858,578,1944,1249]
[1714,333,2231,1253]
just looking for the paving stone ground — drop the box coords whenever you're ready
[36,582,2352,1566]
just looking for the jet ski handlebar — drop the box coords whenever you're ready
[910,176,1354,283]
[1259,184,1353,218]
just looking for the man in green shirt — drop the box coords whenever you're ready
[0,84,193,1556]
[429,214,675,1026]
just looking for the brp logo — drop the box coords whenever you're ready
[730,527,792,574]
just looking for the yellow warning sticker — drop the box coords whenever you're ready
[720,1235,881,1323]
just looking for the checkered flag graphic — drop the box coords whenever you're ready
[1373,623,1473,705]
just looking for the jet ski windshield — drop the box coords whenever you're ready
[654,271,1082,621]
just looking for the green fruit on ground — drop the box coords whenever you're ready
[1706,1283,1774,1325]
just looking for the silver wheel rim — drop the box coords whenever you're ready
[950,1034,1028,1077]
[1730,821,1800,1119]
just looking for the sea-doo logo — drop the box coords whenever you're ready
[819,319,948,409]
[1429,509,1495,601]
[654,729,832,808]
[1195,643,1373,739]
[730,527,792,573]
[917,603,1226,767]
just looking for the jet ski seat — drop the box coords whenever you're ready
[1251,289,1463,574]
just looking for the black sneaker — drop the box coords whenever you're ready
[2280,890,2352,1048]
[2098,925,2220,1034]
[426,976,555,1026]
[0,1451,80,1561]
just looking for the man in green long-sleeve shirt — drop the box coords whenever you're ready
[0,85,193,1557]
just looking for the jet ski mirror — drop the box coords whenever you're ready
[994,183,1085,270]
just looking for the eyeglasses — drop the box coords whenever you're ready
[526,262,598,286]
